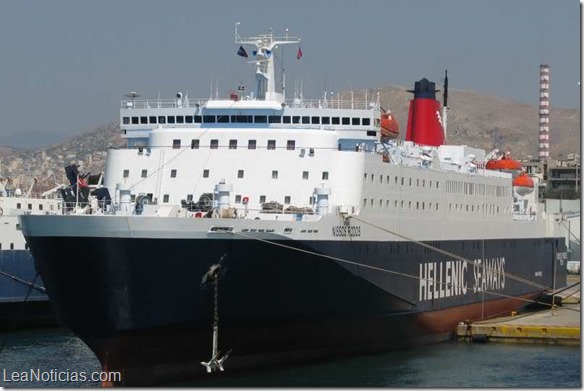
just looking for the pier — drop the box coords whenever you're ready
[456,275,580,345]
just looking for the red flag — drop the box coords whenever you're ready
[296,47,303,60]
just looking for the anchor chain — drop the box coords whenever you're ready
[200,259,231,373]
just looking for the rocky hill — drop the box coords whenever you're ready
[0,86,579,193]
[356,85,579,159]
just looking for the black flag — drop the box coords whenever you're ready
[237,46,248,58]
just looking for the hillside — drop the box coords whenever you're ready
[353,85,579,159]
[0,86,580,192]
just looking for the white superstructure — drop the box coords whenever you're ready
[0,179,62,251]
[58,25,557,244]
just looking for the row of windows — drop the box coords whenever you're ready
[445,180,509,198]
[363,198,440,211]
[364,173,440,189]
[164,194,315,206]
[175,139,298,151]
[362,198,510,215]
[124,169,330,181]
[12,203,52,211]
[123,115,372,126]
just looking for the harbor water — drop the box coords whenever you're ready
[0,328,580,387]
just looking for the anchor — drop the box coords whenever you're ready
[200,257,231,373]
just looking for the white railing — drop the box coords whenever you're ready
[121,98,378,111]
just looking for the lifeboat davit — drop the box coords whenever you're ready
[380,112,399,139]
[512,172,534,196]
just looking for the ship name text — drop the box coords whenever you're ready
[332,225,361,237]
[419,257,506,302]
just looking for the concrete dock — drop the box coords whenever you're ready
[456,276,581,345]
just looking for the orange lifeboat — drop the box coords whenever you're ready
[380,112,399,139]
[485,148,523,175]
[485,158,522,171]
[512,172,534,196]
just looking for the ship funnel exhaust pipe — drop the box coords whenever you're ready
[405,78,445,147]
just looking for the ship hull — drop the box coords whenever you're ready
[0,250,57,330]
[24,233,566,386]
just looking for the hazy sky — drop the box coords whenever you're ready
[0,0,580,149]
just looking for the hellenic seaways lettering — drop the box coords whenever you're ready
[419,257,506,301]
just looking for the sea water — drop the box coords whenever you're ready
[0,328,580,387]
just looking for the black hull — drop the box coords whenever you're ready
[0,250,58,330]
[26,235,566,385]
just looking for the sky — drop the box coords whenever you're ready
[0,0,580,149]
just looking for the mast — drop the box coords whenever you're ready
[235,23,300,102]
[442,69,449,142]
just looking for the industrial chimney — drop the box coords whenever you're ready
[538,64,550,162]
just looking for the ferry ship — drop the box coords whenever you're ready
[19,25,567,385]
[0,178,62,329]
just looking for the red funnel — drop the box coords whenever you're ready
[405,78,445,147]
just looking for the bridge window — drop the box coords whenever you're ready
[194,115,202,123]
[232,115,252,123]
[158,116,166,124]
[217,115,229,123]
[302,116,310,124]
[283,116,291,124]
[352,117,361,126]
[292,116,300,124]
[176,116,184,124]
[203,115,216,123]
[185,115,193,123]
[123,117,130,124]
[140,116,148,124]
[269,115,281,124]
[322,117,330,124]
[254,115,267,123]
[149,116,157,124]
[332,117,340,125]
[131,117,139,124]
[167,116,175,124]
[248,140,257,150]
[210,139,218,149]
[342,117,350,125]
[362,118,371,126]
[311,116,320,124]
